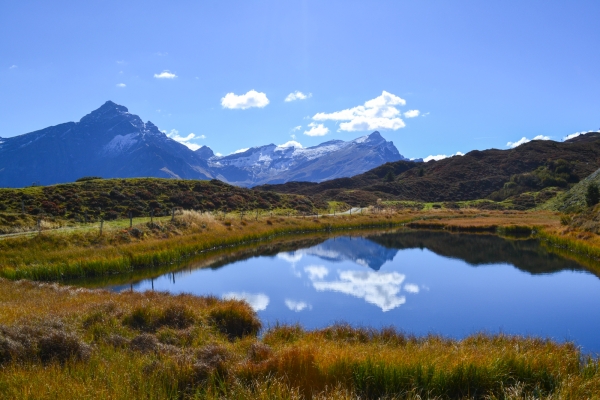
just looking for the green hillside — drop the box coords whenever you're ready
[0,177,317,222]
[542,167,600,212]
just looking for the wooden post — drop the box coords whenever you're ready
[255,210,258,221]
[171,208,175,221]
[129,211,132,228]
[100,219,104,235]
[37,218,41,234]
[84,211,88,224]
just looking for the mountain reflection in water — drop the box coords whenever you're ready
[105,230,600,352]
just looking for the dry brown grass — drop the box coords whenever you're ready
[3,208,600,397]
[0,279,598,399]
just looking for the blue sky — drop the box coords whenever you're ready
[1,0,599,160]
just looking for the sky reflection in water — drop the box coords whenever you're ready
[119,232,600,353]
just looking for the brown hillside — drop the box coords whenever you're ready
[256,132,600,207]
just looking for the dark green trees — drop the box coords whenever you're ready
[586,182,600,207]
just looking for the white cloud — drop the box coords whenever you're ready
[9,65,17,69]
[292,126,302,132]
[215,152,223,157]
[116,60,126,65]
[164,129,204,151]
[340,117,405,132]
[221,90,269,109]
[404,110,420,118]
[563,130,596,141]
[423,151,464,162]
[563,132,582,141]
[312,91,408,132]
[277,140,303,149]
[304,265,329,280]
[154,70,177,79]
[222,292,269,311]
[506,135,551,149]
[285,299,311,312]
[231,148,250,154]
[404,283,420,293]
[304,122,329,137]
[311,270,407,312]
[116,83,126,88]
[421,112,430,117]
[285,91,312,102]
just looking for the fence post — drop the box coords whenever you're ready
[255,210,258,221]
[37,218,41,234]
[100,219,104,235]
[129,211,132,228]
[172,208,175,221]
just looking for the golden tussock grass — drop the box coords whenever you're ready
[0,279,599,399]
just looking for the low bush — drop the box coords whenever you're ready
[208,302,262,340]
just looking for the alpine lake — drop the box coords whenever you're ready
[84,229,600,353]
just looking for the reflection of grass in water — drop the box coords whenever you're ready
[0,212,413,282]
[1,279,599,399]
[73,233,335,288]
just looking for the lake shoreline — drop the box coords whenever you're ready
[2,209,600,397]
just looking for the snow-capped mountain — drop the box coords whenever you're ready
[204,131,407,186]
[0,101,408,188]
[0,101,213,188]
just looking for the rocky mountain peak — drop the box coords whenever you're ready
[195,145,215,159]
[78,101,130,125]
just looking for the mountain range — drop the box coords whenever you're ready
[0,101,407,188]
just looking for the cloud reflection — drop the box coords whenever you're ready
[311,270,406,312]
[222,292,270,311]
[277,252,303,264]
[304,265,329,280]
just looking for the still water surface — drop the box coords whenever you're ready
[109,230,600,352]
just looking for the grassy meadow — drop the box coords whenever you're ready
[3,186,600,398]
[0,278,600,399]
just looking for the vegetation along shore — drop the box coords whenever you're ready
[2,177,600,398]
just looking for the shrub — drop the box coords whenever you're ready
[0,321,90,365]
[193,344,231,381]
[129,333,160,353]
[76,176,103,182]
[158,305,195,330]
[38,330,91,363]
[208,303,261,340]
[586,182,600,207]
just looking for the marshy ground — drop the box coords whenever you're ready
[1,208,600,398]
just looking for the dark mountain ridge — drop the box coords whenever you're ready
[257,132,600,207]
